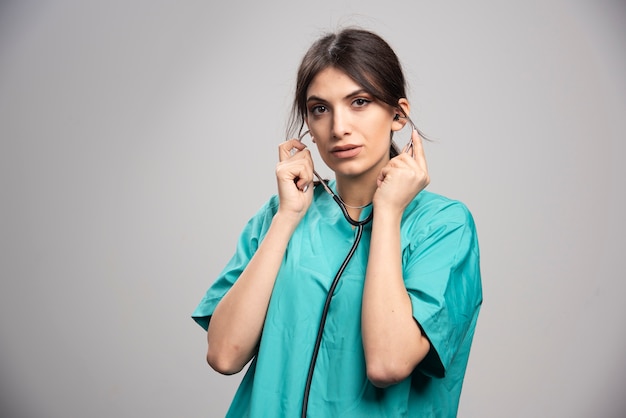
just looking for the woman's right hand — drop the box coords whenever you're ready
[276,139,314,219]
[207,140,313,375]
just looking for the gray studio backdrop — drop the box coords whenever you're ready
[1,1,625,417]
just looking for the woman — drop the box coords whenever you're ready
[193,28,482,417]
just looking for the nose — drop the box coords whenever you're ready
[331,107,351,139]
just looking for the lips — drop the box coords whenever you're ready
[331,145,362,159]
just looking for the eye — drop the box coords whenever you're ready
[352,98,371,107]
[309,104,327,116]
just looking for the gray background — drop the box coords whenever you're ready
[1,1,625,417]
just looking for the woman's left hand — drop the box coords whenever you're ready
[373,129,430,215]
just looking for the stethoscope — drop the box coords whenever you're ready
[295,116,418,417]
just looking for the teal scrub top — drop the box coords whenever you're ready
[193,181,482,417]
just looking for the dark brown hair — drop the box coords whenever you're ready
[287,28,412,157]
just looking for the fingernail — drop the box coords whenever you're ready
[303,184,309,193]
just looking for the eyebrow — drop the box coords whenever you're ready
[306,89,370,103]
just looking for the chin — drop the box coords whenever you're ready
[333,164,374,180]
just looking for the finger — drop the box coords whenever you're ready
[279,139,307,161]
[377,165,391,187]
[277,154,312,176]
[402,139,414,157]
[410,129,428,167]
[279,139,307,162]
[295,175,313,192]
[278,154,314,191]
[388,152,413,168]
[409,130,431,187]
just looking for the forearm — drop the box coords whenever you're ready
[207,211,299,374]
[362,210,430,387]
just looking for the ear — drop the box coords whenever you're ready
[391,98,411,132]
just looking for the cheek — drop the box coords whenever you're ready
[308,125,330,147]
[372,126,392,149]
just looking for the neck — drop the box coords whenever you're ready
[333,154,390,220]
[335,173,378,212]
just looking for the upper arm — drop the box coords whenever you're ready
[191,198,278,329]
[402,201,482,377]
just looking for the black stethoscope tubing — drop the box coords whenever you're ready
[300,182,373,418]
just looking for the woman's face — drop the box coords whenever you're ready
[305,67,399,182]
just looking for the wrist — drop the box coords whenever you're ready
[273,209,305,229]
[372,202,405,222]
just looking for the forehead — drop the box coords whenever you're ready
[306,67,364,99]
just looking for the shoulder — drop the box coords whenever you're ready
[400,190,480,262]
[251,194,280,219]
[235,195,281,240]
[404,190,475,228]
[266,194,280,213]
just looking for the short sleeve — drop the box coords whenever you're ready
[402,199,482,378]
[191,197,279,330]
